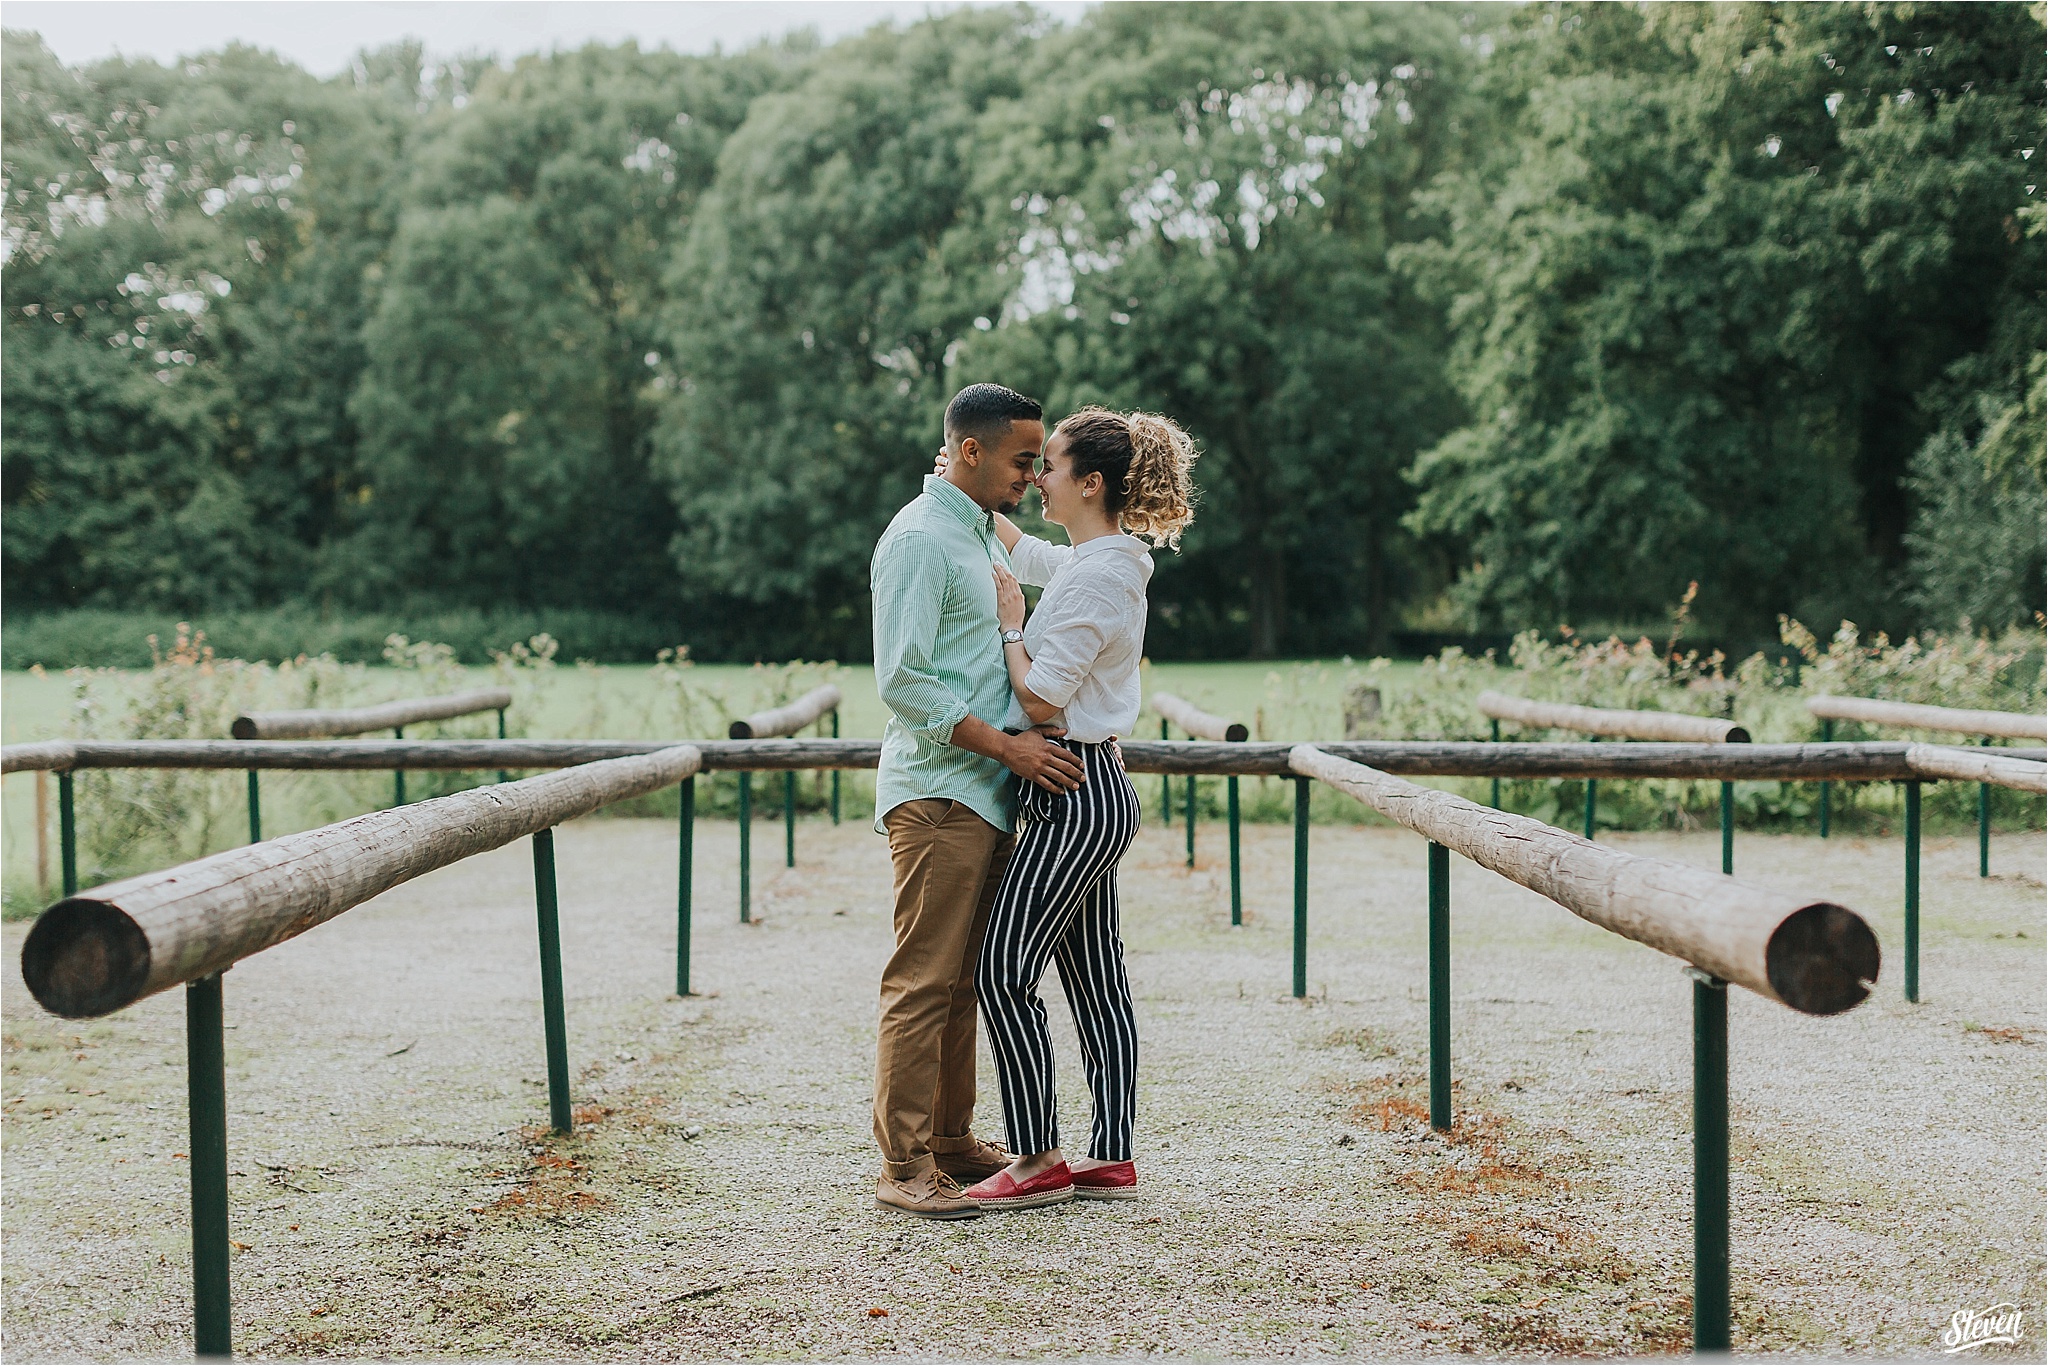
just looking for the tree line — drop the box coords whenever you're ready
[4,2,2041,661]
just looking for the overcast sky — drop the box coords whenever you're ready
[8,1,1092,76]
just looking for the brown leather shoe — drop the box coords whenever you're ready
[876,1166,982,1220]
[934,1136,1012,1184]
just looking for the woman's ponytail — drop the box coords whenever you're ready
[1118,411,1199,550]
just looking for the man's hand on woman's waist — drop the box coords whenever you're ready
[948,715,1085,793]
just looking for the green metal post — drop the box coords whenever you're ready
[676,777,695,997]
[532,830,573,1134]
[1720,781,1734,875]
[246,771,261,845]
[830,710,841,826]
[497,708,509,785]
[1292,777,1309,999]
[1427,842,1451,1132]
[1489,718,1502,810]
[186,972,231,1360]
[1184,775,1196,868]
[1818,718,1833,837]
[59,770,76,897]
[1690,969,1730,1355]
[1978,736,1991,878]
[737,772,752,924]
[392,725,405,807]
[1160,719,1172,825]
[784,770,796,869]
[1904,780,1921,1004]
[1227,775,1242,927]
[1583,778,1597,840]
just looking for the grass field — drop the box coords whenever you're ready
[0,659,1418,914]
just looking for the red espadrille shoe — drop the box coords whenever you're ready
[1071,1160,1138,1200]
[966,1161,1075,1210]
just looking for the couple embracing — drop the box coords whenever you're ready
[868,383,1199,1220]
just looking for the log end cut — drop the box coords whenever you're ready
[230,716,259,740]
[1764,903,1881,1016]
[1224,722,1251,742]
[21,899,152,1019]
[1724,725,1751,744]
[728,721,754,740]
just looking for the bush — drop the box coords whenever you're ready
[1,606,684,669]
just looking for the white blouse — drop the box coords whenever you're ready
[1002,531,1153,743]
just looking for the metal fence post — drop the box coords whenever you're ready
[1904,780,1921,1004]
[1160,719,1172,825]
[1428,841,1451,1132]
[186,971,232,1360]
[497,708,509,786]
[1583,776,1597,840]
[1185,774,1196,868]
[784,770,796,869]
[1293,777,1309,999]
[1978,736,1991,879]
[1227,775,1242,926]
[1489,718,1502,810]
[1818,718,1833,837]
[246,771,262,846]
[59,770,77,897]
[830,710,841,826]
[738,772,752,924]
[532,830,573,1134]
[1690,968,1730,1355]
[392,725,405,807]
[35,769,49,896]
[676,776,695,997]
[1720,781,1734,875]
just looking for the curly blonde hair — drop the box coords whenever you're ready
[1055,406,1200,549]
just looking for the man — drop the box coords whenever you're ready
[869,382,1087,1219]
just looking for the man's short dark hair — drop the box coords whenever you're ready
[944,383,1042,450]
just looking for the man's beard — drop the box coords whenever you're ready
[996,496,1023,515]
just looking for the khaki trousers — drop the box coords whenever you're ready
[875,798,1014,1179]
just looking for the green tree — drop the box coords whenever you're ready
[343,42,789,611]
[1398,2,2044,641]
[654,10,1040,657]
[954,1,1479,656]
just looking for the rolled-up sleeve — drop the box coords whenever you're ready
[872,532,971,744]
[1008,532,1072,588]
[1023,588,1117,709]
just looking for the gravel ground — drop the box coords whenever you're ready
[3,813,2042,1361]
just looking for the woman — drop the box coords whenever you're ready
[955,405,1199,1211]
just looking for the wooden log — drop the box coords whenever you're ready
[20,747,703,1020]
[0,738,1941,781]
[1288,746,1878,1016]
[728,685,843,739]
[1806,694,2046,742]
[1152,692,1249,742]
[1905,744,2048,794]
[1,740,78,773]
[1478,690,1748,744]
[232,688,514,740]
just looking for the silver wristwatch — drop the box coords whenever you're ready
[1001,628,1025,645]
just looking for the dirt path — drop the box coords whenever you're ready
[4,815,2043,1360]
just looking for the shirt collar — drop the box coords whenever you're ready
[1071,532,1149,558]
[923,474,995,535]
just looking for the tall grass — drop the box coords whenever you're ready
[7,614,2040,917]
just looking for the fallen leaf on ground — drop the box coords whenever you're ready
[867,1308,889,1318]
[230,1241,251,1252]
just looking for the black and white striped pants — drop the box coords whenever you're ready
[976,739,1142,1160]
